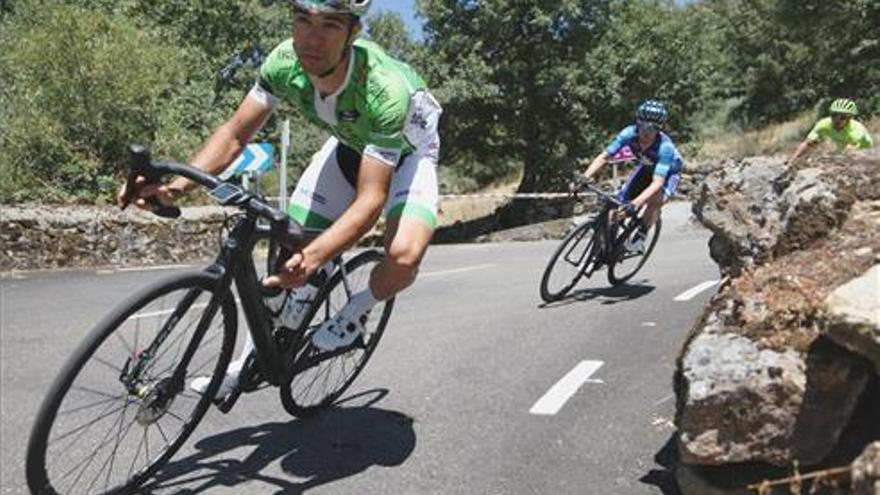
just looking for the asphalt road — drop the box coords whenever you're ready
[1,201,718,494]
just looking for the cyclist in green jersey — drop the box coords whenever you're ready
[119,0,442,398]
[790,98,873,162]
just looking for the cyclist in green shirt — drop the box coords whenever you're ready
[790,98,873,162]
[120,0,442,398]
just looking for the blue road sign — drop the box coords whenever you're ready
[220,143,275,179]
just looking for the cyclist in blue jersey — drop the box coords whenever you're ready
[577,100,684,253]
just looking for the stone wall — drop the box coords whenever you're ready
[0,196,579,272]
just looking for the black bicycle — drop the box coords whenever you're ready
[25,145,394,495]
[539,182,661,302]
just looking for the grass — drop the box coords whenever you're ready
[692,114,880,164]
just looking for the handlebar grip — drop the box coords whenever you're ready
[122,145,181,218]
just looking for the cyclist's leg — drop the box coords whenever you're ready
[372,152,439,299]
[615,163,651,224]
[310,152,439,351]
[641,170,681,228]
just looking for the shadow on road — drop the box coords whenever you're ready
[539,281,655,308]
[141,389,415,494]
[639,432,682,495]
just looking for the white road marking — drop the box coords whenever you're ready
[109,264,192,273]
[530,360,604,416]
[131,298,242,320]
[420,264,496,278]
[673,280,719,301]
[641,321,657,327]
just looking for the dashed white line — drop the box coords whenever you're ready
[673,280,719,301]
[420,264,496,278]
[530,360,604,416]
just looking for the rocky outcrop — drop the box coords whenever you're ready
[676,152,880,493]
[825,266,880,375]
[852,442,880,495]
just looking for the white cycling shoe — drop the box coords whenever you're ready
[311,311,367,352]
[189,368,241,400]
[624,232,647,254]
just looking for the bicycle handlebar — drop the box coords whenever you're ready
[122,144,305,249]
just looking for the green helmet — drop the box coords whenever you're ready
[291,0,371,17]
[829,98,858,115]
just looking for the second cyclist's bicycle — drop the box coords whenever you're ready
[25,145,394,495]
[539,182,661,302]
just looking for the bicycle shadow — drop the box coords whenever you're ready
[141,389,415,494]
[540,281,655,308]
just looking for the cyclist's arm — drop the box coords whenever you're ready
[583,152,611,180]
[631,176,664,208]
[790,138,818,162]
[167,94,274,193]
[302,154,393,267]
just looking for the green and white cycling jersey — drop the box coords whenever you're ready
[807,117,873,151]
[249,38,441,167]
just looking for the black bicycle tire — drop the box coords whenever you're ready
[607,217,662,285]
[26,271,237,495]
[279,250,393,417]
[539,221,599,302]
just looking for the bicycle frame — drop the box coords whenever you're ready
[118,146,320,396]
[574,184,640,277]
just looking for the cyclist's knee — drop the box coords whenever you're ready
[385,238,424,274]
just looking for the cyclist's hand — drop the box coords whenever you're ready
[117,177,182,212]
[569,174,591,193]
[622,202,638,217]
[263,251,319,289]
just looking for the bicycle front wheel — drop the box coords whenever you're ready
[26,271,237,495]
[607,218,662,285]
[539,220,599,302]
[280,250,393,417]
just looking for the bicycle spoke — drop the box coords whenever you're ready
[57,395,123,417]
[59,401,133,494]
[52,400,129,445]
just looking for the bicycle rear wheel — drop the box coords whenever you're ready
[26,272,236,495]
[280,250,393,417]
[539,220,599,302]
[607,217,662,285]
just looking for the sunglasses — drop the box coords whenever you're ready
[637,120,660,132]
[831,113,851,120]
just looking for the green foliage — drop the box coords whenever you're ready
[706,0,879,125]
[1,0,877,203]
[0,1,212,202]
[419,0,615,193]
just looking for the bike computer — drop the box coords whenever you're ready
[208,182,246,204]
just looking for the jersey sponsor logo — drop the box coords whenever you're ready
[295,187,327,205]
[378,149,399,163]
[340,109,360,122]
[409,111,428,130]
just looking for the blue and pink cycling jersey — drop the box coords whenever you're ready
[605,124,684,200]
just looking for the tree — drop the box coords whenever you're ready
[0,1,211,202]
[419,0,614,193]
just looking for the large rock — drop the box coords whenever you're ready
[693,157,860,277]
[677,307,871,467]
[678,154,880,472]
[824,264,880,375]
[852,442,880,495]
